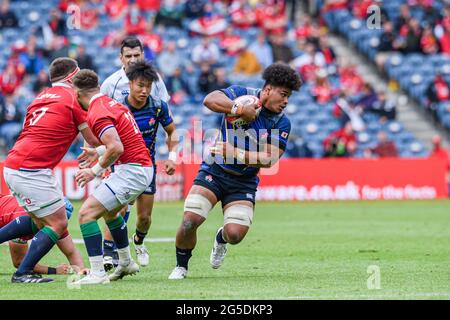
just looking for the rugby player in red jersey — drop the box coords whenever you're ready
[0,194,87,276]
[1,58,100,283]
[71,69,153,285]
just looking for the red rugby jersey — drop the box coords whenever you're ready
[87,93,152,167]
[5,83,88,170]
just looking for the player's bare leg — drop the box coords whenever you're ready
[133,193,154,266]
[210,201,253,269]
[169,185,217,279]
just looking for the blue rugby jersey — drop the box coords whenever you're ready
[123,95,173,159]
[203,85,291,177]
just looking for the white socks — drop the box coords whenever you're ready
[89,255,105,276]
[118,246,132,266]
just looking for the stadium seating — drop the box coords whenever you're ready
[0,0,432,160]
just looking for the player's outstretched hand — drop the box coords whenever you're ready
[241,104,258,123]
[56,264,71,275]
[77,147,99,169]
[75,168,96,187]
[165,160,176,175]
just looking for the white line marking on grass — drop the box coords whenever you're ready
[1,237,175,245]
[72,238,175,244]
[278,292,450,299]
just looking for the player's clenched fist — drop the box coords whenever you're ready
[241,104,258,123]
[165,160,176,175]
[75,168,96,187]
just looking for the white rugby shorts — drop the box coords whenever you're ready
[3,167,65,218]
[92,164,153,211]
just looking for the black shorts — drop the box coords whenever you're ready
[193,163,259,207]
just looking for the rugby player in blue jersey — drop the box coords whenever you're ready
[79,61,177,269]
[169,62,302,279]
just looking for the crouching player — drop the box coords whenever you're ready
[0,194,87,276]
[72,69,154,285]
[169,63,302,279]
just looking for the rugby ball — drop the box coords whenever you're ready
[225,95,262,126]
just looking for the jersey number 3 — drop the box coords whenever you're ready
[29,107,49,126]
[124,111,140,134]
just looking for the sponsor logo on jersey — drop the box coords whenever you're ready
[281,132,289,139]
[149,118,155,126]
[36,93,61,100]
[205,175,213,182]
[246,193,253,200]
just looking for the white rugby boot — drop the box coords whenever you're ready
[168,266,188,280]
[108,260,140,281]
[73,273,110,285]
[210,227,227,269]
[133,236,150,267]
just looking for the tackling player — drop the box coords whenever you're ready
[78,61,178,268]
[168,63,302,279]
[0,194,87,276]
[1,58,99,283]
[72,69,154,285]
[99,36,170,267]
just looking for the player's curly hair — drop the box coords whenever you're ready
[126,61,159,83]
[262,62,302,91]
[72,69,99,92]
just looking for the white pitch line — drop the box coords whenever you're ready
[1,237,175,246]
[72,238,175,244]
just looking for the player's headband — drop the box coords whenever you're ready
[61,66,80,84]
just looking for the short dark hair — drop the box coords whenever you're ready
[262,62,302,91]
[49,57,78,82]
[126,61,159,83]
[120,36,143,54]
[72,69,99,92]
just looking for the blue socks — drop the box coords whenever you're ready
[106,216,129,249]
[16,227,59,274]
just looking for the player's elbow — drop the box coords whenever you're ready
[203,91,222,111]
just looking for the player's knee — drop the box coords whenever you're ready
[223,228,244,244]
[184,194,213,219]
[180,216,199,234]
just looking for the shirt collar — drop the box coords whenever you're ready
[52,82,72,88]
[89,93,104,106]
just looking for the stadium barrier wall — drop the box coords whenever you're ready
[0,158,447,201]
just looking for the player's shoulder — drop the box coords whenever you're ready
[221,85,260,99]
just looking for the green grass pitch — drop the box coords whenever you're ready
[0,200,449,300]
